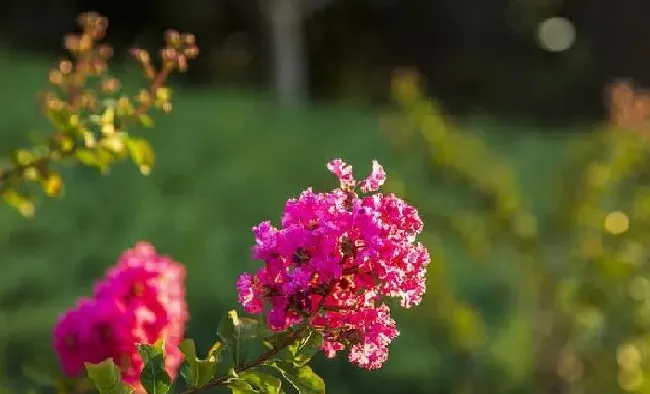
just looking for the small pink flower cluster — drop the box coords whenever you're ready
[237,159,430,370]
[53,242,188,391]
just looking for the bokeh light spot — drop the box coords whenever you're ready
[537,17,576,52]
[605,211,630,235]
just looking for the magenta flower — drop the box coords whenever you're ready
[53,242,188,392]
[237,158,430,370]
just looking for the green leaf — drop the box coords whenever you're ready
[138,339,165,363]
[286,329,323,367]
[137,341,171,394]
[240,370,282,394]
[218,310,264,367]
[137,114,155,128]
[2,189,35,217]
[263,330,295,352]
[125,137,155,175]
[85,359,134,394]
[179,339,218,388]
[266,361,325,394]
[207,341,225,362]
[75,149,103,168]
[227,379,257,394]
[75,146,118,174]
[13,149,35,166]
[45,110,76,133]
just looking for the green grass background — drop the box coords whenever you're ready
[0,52,584,393]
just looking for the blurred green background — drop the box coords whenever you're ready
[3,1,650,393]
[0,53,580,394]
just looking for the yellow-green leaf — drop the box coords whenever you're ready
[137,340,171,394]
[125,137,155,175]
[13,149,35,166]
[266,361,324,394]
[179,339,218,388]
[138,114,155,128]
[75,149,101,167]
[2,189,35,217]
[227,379,256,394]
[286,329,323,367]
[85,359,134,394]
[240,370,282,394]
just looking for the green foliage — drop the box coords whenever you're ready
[284,329,324,367]
[0,12,198,217]
[125,137,155,176]
[218,310,267,368]
[226,368,283,394]
[265,361,325,394]
[85,359,134,394]
[137,341,172,394]
[83,334,324,394]
[81,310,326,394]
[179,339,218,388]
[226,375,258,394]
[388,69,650,393]
[170,310,326,394]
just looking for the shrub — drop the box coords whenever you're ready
[388,68,650,393]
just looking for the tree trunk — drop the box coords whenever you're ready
[268,0,308,106]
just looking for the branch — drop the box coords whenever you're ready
[0,17,198,217]
[0,68,171,194]
[181,291,331,394]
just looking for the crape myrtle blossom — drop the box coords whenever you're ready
[237,158,430,370]
[53,242,188,392]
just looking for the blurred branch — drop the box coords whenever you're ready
[0,13,198,216]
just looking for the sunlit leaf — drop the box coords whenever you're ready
[2,189,35,217]
[179,338,218,388]
[75,149,102,168]
[240,370,282,394]
[286,329,323,367]
[137,340,171,394]
[138,114,155,128]
[85,359,134,394]
[227,379,257,394]
[218,310,265,368]
[45,109,77,133]
[125,137,154,175]
[266,361,324,394]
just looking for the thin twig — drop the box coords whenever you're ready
[181,290,331,394]
[0,67,171,193]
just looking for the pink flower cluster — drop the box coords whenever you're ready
[237,159,430,370]
[53,242,188,391]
